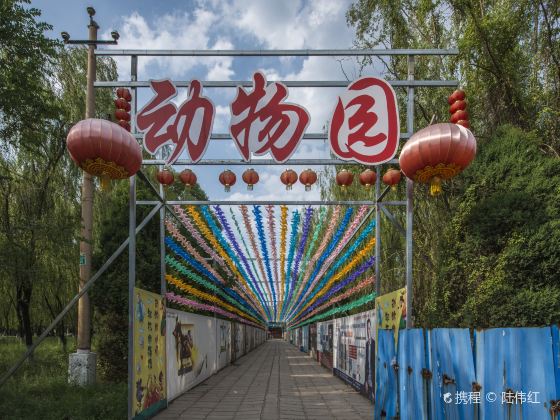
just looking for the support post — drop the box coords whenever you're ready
[127,175,136,420]
[405,55,415,329]
[127,55,138,420]
[69,11,97,386]
[375,166,381,297]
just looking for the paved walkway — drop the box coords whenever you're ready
[155,339,372,420]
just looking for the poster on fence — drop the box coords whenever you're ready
[132,287,167,419]
[216,319,231,370]
[317,320,334,370]
[235,322,245,359]
[166,308,217,401]
[375,287,406,344]
[309,323,317,358]
[301,325,309,352]
[333,310,375,402]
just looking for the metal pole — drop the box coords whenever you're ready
[77,14,97,354]
[406,55,415,329]
[127,176,136,420]
[375,166,381,297]
[127,54,138,420]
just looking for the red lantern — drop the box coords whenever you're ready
[447,89,465,105]
[448,89,470,129]
[117,120,131,131]
[456,120,470,129]
[359,169,376,187]
[156,169,174,186]
[280,169,298,190]
[116,87,132,102]
[219,169,236,192]
[449,100,466,114]
[114,98,131,112]
[299,169,317,192]
[242,168,259,191]
[399,123,476,196]
[179,169,197,187]
[382,168,401,190]
[450,110,469,124]
[66,118,142,189]
[336,169,354,188]
[115,109,131,122]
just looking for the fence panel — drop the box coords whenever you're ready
[375,329,398,419]
[553,325,560,401]
[398,329,429,420]
[475,327,557,420]
[428,328,476,420]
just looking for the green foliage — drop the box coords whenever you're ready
[344,0,560,328]
[0,337,126,420]
[91,168,208,381]
[428,127,560,327]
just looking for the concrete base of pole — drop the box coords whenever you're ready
[68,351,96,386]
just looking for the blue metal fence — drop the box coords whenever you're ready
[377,325,560,420]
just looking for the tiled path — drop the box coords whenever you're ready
[155,339,372,420]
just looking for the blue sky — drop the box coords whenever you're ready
[32,0,379,202]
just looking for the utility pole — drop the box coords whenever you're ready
[63,7,119,386]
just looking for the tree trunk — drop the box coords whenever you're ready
[16,298,33,348]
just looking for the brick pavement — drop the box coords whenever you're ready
[155,339,372,420]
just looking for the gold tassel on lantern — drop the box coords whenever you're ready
[430,176,442,196]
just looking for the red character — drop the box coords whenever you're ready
[230,71,310,162]
[137,79,215,164]
[329,77,399,165]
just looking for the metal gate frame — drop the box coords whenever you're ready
[92,47,459,417]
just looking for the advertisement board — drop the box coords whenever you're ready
[235,322,245,359]
[216,319,231,371]
[375,287,406,344]
[317,320,334,370]
[301,325,309,353]
[333,310,375,401]
[132,288,167,419]
[309,323,317,359]
[166,308,217,401]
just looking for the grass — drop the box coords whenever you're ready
[0,336,126,420]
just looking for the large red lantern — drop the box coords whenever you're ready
[156,169,174,186]
[280,169,298,190]
[242,168,259,191]
[299,169,317,192]
[399,123,476,196]
[66,118,142,189]
[359,169,376,187]
[179,169,197,187]
[382,168,401,190]
[219,169,236,192]
[336,169,354,188]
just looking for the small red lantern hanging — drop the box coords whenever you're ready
[115,88,132,132]
[242,168,259,191]
[179,169,197,187]
[116,87,132,102]
[382,168,401,191]
[280,169,298,190]
[219,169,236,192]
[336,169,354,188]
[299,169,317,192]
[156,168,174,186]
[448,89,470,129]
[359,169,376,188]
[66,118,142,190]
[399,123,476,196]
